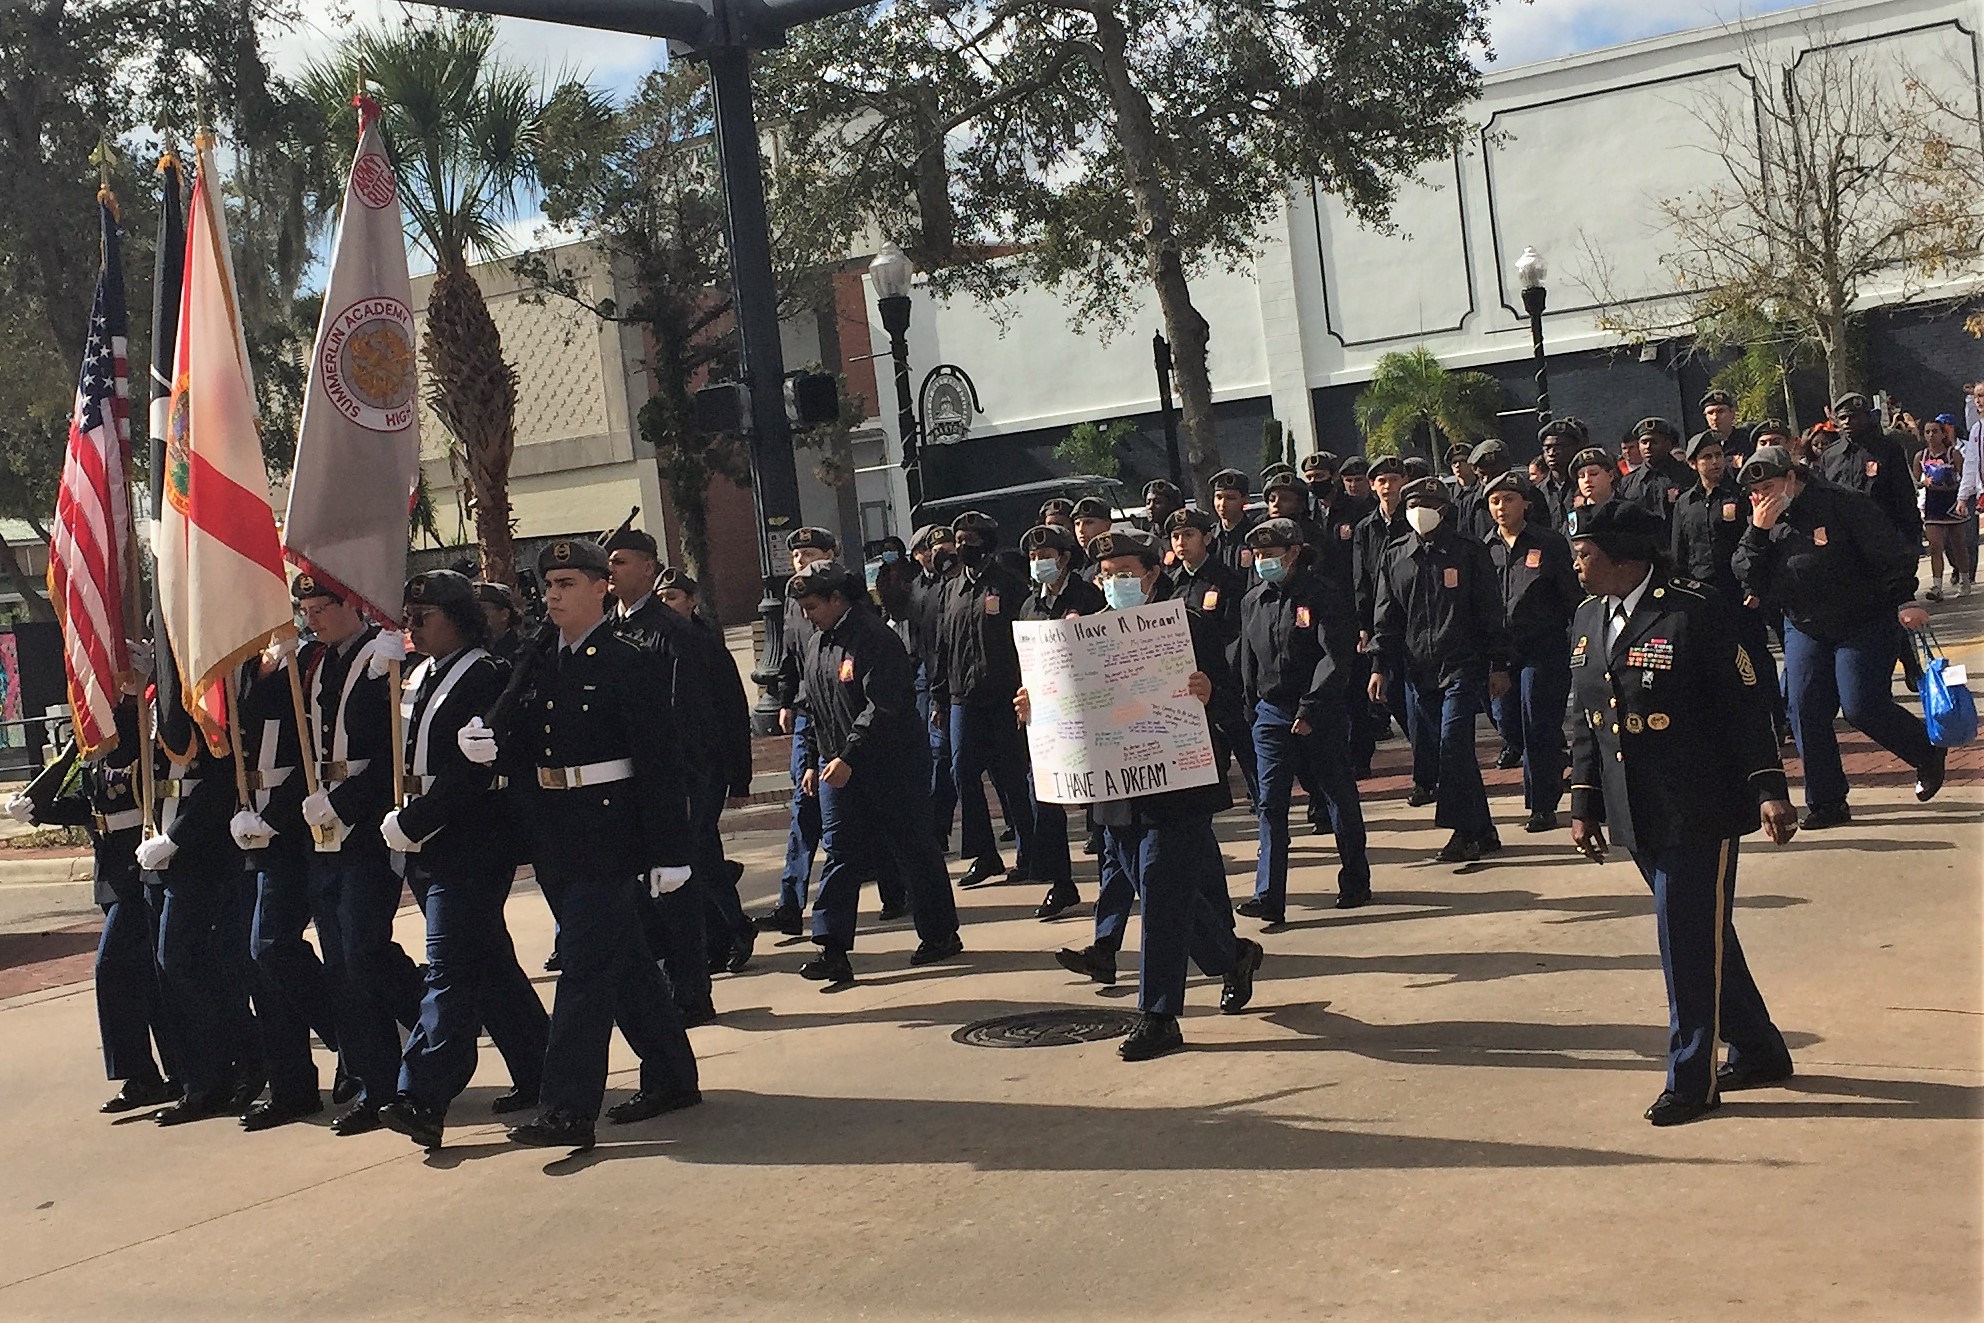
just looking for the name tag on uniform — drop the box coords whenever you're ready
[838,657,855,682]
[984,593,1001,615]
[1337,524,1352,540]
[1203,588,1219,609]
[1443,566,1459,589]
[1812,526,1828,546]
[1571,634,1589,667]
[1865,460,1880,478]
[1525,548,1542,569]
[1240,549,1253,567]
[1295,606,1312,628]
[1722,501,1738,521]
[1627,639,1675,670]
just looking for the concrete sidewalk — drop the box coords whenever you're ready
[0,767,1978,1320]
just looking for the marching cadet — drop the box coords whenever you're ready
[1237,518,1372,920]
[1166,507,1257,811]
[457,537,701,1150]
[1457,441,1549,542]
[231,638,341,1130]
[375,571,550,1150]
[908,526,962,854]
[8,698,179,1115]
[1263,471,1322,546]
[1208,468,1260,578]
[1565,501,1797,1125]
[134,687,256,1125]
[931,510,1038,889]
[1571,446,1620,510]
[1021,530,1264,1061]
[1818,392,1922,546]
[761,527,840,935]
[1671,430,1786,743]
[1070,497,1114,579]
[1039,497,1076,532]
[1482,473,1582,833]
[477,581,526,662]
[1535,419,1587,531]
[1692,388,1753,464]
[1300,452,1363,589]
[1369,478,1513,863]
[1352,456,1410,781]
[1141,479,1184,545]
[785,562,965,985]
[291,574,424,1135]
[1017,524,1106,920]
[655,566,759,972]
[1618,418,1691,525]
[1338,456,1375,509]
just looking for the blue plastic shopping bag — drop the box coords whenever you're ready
[1915,629,1977,749]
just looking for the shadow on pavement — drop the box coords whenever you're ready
[1727,1073,1984,1120]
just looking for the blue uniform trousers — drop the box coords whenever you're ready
[536,857,698,1117]
[154,865,254,1097]
[1404,675,1493,836]
[1783,618,1934,808]
[810,770,959,950]
[399,860,548,1111]
[950,699,1036,866]
[693,778,754,960]
[1253,704,1371,909]
[778,713,823,911]
[1633,837,1788,1102]
[1489,646,1573,816]
[96,878,168,1084]
[1027,772,1073,888]
[1383,654,1431,789]
[1092,839,1136,954]
[1104,818,1240,1016]
[251,848,337,1103]
[310,850,422,1107]
[918,669,959,850]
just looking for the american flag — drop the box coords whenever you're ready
[47,200,137,758]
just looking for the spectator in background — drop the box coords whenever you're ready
[1958,382,1984,580]
[1915,414,1972,599]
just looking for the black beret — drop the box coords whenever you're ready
[1748,418,1792,444]
[1401,476,1451,507]
[473,580,517,610]
[785,560,857,599]
[1683,430,1731,461]
[909,523,952,552]
[1022,524,1077,555]
[1738,445,1800,486]
[1338,455,1370,478]
[1565,500,1665,559]
[1699,388,1735,408]
[1263,471,1304,496]
[603,526,658,557]
[1366,455,1403,478]
[1086,529,1160,566]
[1831,391,1871,414]
[1038,497,1074,522]
[1142,479,1182,503]
[1569,447,1616,475]
[1401,456,1433,480]
[1481,471,1530,499]
[538,537,610,576]
[951,510,1000,541]
[1538,416,1590,444]
[1468,439,1508,465]
[657,566,700,596]
[290,571,340,603]
[1070,497,1112,522]
[1444,439,1471,458]
[787,526,838,553]
[1210,468,1250,493]
[1245,517,1305,549]
[404,569,474,608]
[1634,417,1680,444]
[1300,450,1340,475]
[1261,462,1296,483]
[1164,507,1217,534]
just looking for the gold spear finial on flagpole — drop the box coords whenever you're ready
[89,134,120,220]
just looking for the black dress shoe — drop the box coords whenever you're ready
[754,905,803,936]
[1055,945,1117,986]
[1434,832,1483,864]
[1309,816,1333,837]
[379,1095,446,1149]
[605,1088,703,1125]
[1717,1056,1794,1092]
[1477,828,1502,855]
[230,1070,267,1114]
[491,1086,538,1115]
[1524,809,1558,834]
[331,1066,362,1106]
[240,1094,323,1132]
[1118,1012,1184,1062]
[909,934,965,966]
[1406,785,1436,808]
[877,901,909,922]
[678,1003,717,1028]
[999,825,1017,843]
[1035,883,1081,920]
[1916,745,1948,802]
[154,1088,232,1126]
[726,928,757,973]
[1353,762,1374,781]
[1644,1091,1720,1127]
[1082,832,1103,856]
[507,1107,595,1151]
[1233,897,1285,925]
[1495,746,1522,770]
[331,1103,382,1137]
[1220,938,1265,1014]
[100,1077,175,1114]
[1801,802,1852,830]
[799,947,854,984]
[1334,889,1372,910]
[543,950,563,972]
[958,856,1007,889]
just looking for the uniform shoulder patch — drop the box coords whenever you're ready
[1735,644,1758,686]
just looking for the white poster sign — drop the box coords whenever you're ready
[1013,600,1217,805]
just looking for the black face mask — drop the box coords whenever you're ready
[931,549,959,574]
[1306,478,1337,503]
[956,541,986,567]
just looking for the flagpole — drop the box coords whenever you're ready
[388,653,406,810]
[284,648,334,848]
[224,671,250,809]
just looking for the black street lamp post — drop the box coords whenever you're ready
[869,243,923,526]
[1153,331,1182,487]
[1516,245,1551,428]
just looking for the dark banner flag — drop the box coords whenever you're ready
[148,149,194,761]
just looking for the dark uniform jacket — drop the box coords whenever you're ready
[1370,525,1511,687]
[1817,430,1922,543]
[1209,513,1261,579]
[1730,480,1917,646]
[612,593,717,781]
[1352,502,1407,634]
[1089,579,1232,830]
[148,715,239,881]
[396,647,519,875]
[1016,571,1107,624]
[310,626,395,855]
[505,619,692,876]
[774,594,816,712]
[1569,575,1788,855]
[1670,476,1749,598]
[690,612,754,797]
[1536,474,1577,532]
[235,654,312,864]
[1307,493,1363,588]
[906,564,958,681]
[1619,454,1692,524]
[1689,425,1752,464]
[1168,555,1243,654]
[489,628,525,664]
[34,702,144,904]
[931,556,1026,709]
[794,605,926,779]
[1239,552,1361,728]
[1487,524,1583,664]
[1457,482,1550,543]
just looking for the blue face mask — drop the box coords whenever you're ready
[1255,554,1287,583]
[1102,574,1148,610]
[880,550,900,564]
[1030,557,1063,586]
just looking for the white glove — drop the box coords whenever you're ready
[364,629,407,680]
[5,793,34,823]
[648,865,692,898]
[301,788,340,829]
[229,810,276,851]
[457,717,498,766]
[261,633,299,669]
[136,833,178,871]
[379,809,418,853]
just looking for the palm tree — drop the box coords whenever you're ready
[304,16,575,587]
[1354,347,1506,462]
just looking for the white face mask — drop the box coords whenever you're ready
[1405,506,1443,536]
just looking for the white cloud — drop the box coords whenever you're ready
[1483,0,1810,68]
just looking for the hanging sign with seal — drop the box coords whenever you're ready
[917,365,982,445]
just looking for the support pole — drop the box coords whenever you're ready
[1522,286,1551,427]
[879,293,922,525]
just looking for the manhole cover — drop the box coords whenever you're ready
[952,1009,1140,1048]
